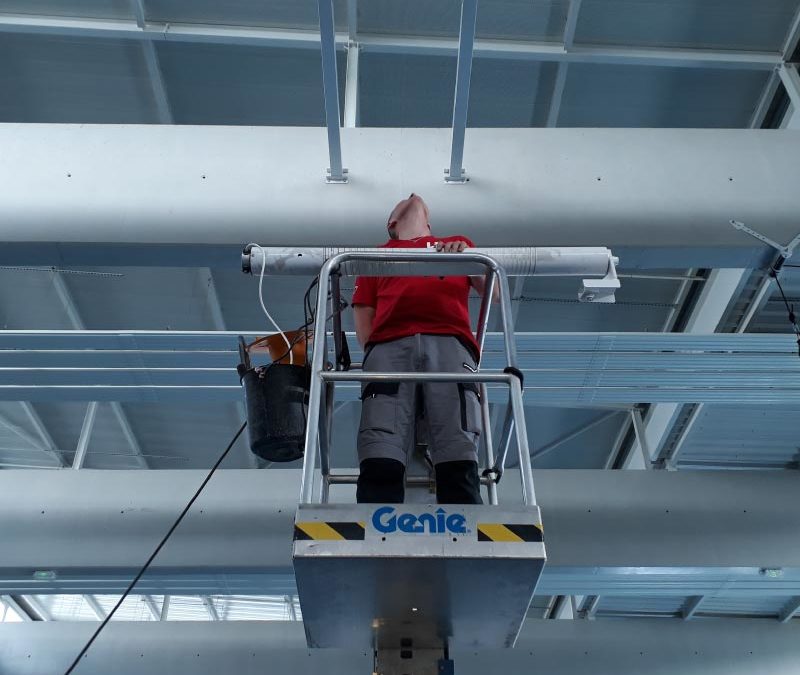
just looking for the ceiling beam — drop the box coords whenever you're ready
[779,596,800,623]
[0,13,781,70]
[128,0,173,123]
[547,0,582,128]
[50,272,149,469]
[84,595,107,621]
[622,269,748,470]
[0,408,63,467]
[1,596,34,621]
[198,269,258,469]
[200,596,219,621]
[71,402,98,470]
[141,595,161,621]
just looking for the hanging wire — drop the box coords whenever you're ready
[770,267,800,358]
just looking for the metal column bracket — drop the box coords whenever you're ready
[579,253,620,303]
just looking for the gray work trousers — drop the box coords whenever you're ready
[357,334,482,466]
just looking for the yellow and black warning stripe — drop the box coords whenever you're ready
[477,523,543,543]
[294,521,366,541]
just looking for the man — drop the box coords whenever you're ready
[352,193,495,505]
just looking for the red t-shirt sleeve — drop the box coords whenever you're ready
[352,275,377,307]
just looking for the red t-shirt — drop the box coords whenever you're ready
[352,235,479,358]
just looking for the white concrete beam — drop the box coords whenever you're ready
[2,469,800,587]
[2,125,799,251]
[6,619,799,675]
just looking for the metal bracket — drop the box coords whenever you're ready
[579,254,620,303]
[730,220,800,261]
[443,168,469,184]
[326,167,349,184]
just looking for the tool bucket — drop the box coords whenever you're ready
[237,332,310,462]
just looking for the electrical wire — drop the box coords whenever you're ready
[61,421,248,675]
[252,244,293,365]
[770,267,800,358]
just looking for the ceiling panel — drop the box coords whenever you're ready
[675,404,800,469]
[0,33,157,124]
[155,42,345,126]
[359,52,455,127]
[143,0,348,30]
[575,0,800,52]
[359,53,557,127]
[559,64,769,128]
[358,0,569,42]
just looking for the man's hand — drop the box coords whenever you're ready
[435,239,468,253]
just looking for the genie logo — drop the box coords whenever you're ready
[372,506,467,535]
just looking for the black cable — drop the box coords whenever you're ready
[770,268,800,358]
[62,421,248,675]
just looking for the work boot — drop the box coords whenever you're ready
[434,460,483,504]
[356,458,406,503]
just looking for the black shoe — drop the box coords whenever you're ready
[356,458,406,503]
[435,460,483,504]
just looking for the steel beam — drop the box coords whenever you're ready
[0,408,61,467]
[7,619,800,675]
[779,597,800,623]
[682,595,704,620]
[50,273,149,469]
[0,596,33,621]
[547,0,582,128]
[2,331,799,405]
[446,0,478,183]
[21,596,52,622]
[1,125,799,254]
[129,0,173,124]
[779,64,800,111]
[84,594,107,620]
[72,402,98,469]
[317,0,346,183]
[201,596,219,621]
[198,269,257,469]
[20,402,66,467]
[0,13,781,70]
[343,42,359,128]
[781,2,800,61]
[624,269,748,469]
[142,595,161,621]
[749,70,781,129]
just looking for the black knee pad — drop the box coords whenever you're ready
[356,458,406,504]
[435,460,483,505]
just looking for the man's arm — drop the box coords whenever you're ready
[469,275,501,303]
[354,305,376,348]
[435,239,500,302]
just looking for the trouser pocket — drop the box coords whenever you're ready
[359,382,399,434]
[458,382,482,435]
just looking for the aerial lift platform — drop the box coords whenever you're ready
[242,245,619,674]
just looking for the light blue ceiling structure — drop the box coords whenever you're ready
[1,0,800,638]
